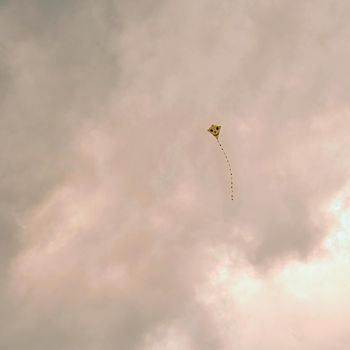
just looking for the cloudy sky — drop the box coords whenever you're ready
[2,0,350,349]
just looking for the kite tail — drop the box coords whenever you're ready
[216,138,234,200]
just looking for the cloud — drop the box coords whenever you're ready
[2,0,350,349]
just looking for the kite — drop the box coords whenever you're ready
[207,124,234,200]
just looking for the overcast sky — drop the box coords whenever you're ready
[2,0,350,349]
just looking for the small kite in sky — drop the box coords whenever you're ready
[207,124,234,200]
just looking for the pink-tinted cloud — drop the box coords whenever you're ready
[2,0,350,349]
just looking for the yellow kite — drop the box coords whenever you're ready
[207,124,234,200]
[207,124,221,139]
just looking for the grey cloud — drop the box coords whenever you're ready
[2,0,350,349]
[0,0,120,345]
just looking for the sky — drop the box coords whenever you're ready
[1,0,350,349]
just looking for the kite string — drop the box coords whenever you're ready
[216,138,234,200]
